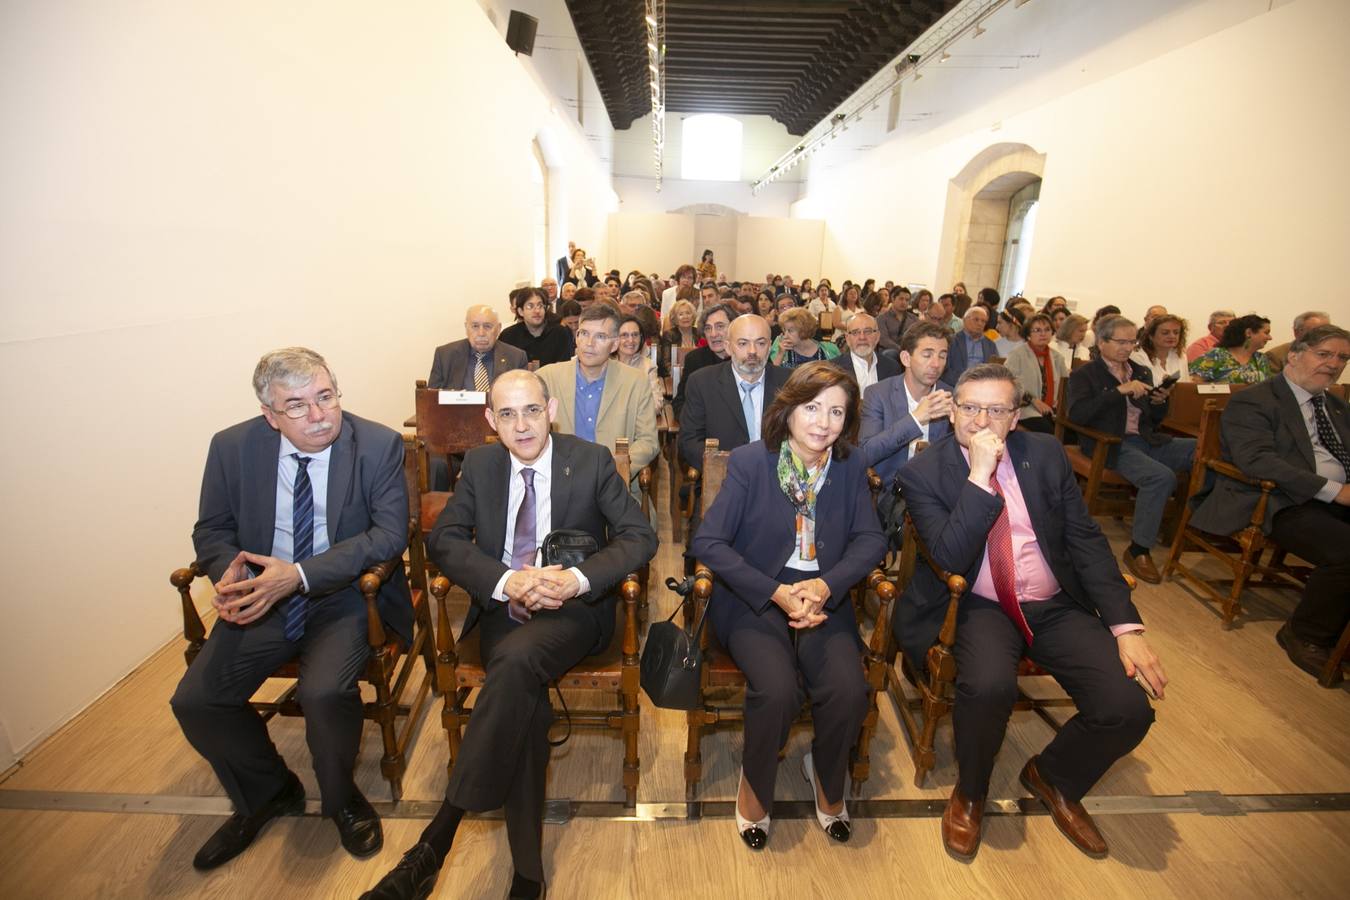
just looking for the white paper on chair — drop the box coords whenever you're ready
[1196,384,1231,394]
[438,390,486,405]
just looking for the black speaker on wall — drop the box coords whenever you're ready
[506,11,538,56]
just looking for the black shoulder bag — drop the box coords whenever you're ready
[640,575,708,710]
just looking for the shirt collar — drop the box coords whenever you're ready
[509,435,553,480]
[732,367,764,391]
[576,361,608,387]
[278,434,333,463]
[1283,373,1316,405]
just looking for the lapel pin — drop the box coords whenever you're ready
[564,466,570,476]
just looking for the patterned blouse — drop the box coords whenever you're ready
[1190,347,1273,384]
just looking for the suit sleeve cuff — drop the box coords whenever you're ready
[569,567,591,597]
[295,563,311,594]
[1315,479,1343,504]
[492,570,512,603]
[1110,623,1145,637]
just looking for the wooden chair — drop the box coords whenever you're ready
[413,379,493,535]
[889,509,1137,787]
[169,441,439,800]
[682,439,897,800]
[1162,399,1310,627]
[1052,379,1186,535]
[1322,622,1350,688]
[431,444,646,808]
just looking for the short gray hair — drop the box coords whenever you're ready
[253,347,337,406]
[1292,310,1330,337]
[954,363,1019,401]
[1094,315,1136,345]
[1207,309,1236,328]
[1290,323,1350,354]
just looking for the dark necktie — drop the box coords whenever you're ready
[1311,394,1350,477]
[473,353,490,393]
[284,454,313,642]
[510,468,537,570]
[988,475,1034,646]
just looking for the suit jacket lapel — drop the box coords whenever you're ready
[1007,435,1051,537]
[326,415,355,540]
[482,443,511,560]
[553,361,578,433]
[1273,378,1317,470]
[249,422,280,553]
[550,437,573,530]
[596,359,621,425]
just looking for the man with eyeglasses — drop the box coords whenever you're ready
[172,347,410,871]
[672,302,740,417]
[1191,324,1350,684]
[536,305,659,498]
[897,363,1164,862]
[363,370,656,900]
[831,313,900,391]
[427,304,528,391]
[1067,315,1195,584]
[500,287,575,368]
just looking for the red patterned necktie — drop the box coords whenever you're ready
[988,475,1034,645]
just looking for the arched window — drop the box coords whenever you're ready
[681,114,742,182]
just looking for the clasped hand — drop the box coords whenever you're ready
[772,579,830,630]
[505,565,581,621]
[213,550,301,625]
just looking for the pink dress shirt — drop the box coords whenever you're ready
[962,447,1143,637]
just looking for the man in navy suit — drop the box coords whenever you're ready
[897,363,1165,861]
[172,347,409,870]
[830,313,900,391]
[428,305,529,391]
[942,306,997,384]
[363,370,657,900]
[860,322,953,485]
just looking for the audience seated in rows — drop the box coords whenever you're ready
[499,288,575,369]
[943,306,997,385]
[673,302,739,416]
[830,313,900,392]
[1005,313,1066,435]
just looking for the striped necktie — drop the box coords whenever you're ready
[473,353,490,393]
[284,454,313,642]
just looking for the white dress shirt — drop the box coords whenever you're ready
[1130,348,1190,385]
[490,437,591,602]
[850,352,880,393]
[1285,376,1347,503]
[273,436,332,592]
[905,381,932,444]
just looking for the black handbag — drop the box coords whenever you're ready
[537,529,600,746]
[640,576,708,710]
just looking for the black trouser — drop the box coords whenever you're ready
[171,592,370,817]
[722,568,869,812]
[952,593,1154,802]
[1271,500,1350,647]
[444,602,599,882]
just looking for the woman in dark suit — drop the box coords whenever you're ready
[690,362,886,851]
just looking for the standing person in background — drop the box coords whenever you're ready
[1185,309,1235,362]
[564,247,598,287]
[555,241,574,285]
[1191,315,1275,384]
[697,249,718,282]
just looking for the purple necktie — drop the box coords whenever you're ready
[510,468,537,570]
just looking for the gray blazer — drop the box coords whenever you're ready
[1190,375,1350,535]
[859,375,953,484]
[427,339,528,391]
[1004,341,1068,423]
[192,412,413,641]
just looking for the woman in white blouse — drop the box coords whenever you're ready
[1131,314,1191,385]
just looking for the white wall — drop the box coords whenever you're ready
[0,1,614,758]
[794,0,1350,339]
[735,218,825,285]
[613,176,799,219]
[606,212,696,280]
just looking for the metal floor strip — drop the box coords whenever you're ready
[2,790,1348,823]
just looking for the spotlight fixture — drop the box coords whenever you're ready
[645,1,666,189]
[940,50,951,63]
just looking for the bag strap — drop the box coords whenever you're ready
[664,575,709,641]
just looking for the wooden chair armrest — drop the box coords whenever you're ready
[685,466,701,483]
[170,562,208,645]
[621,574,642,657]
[638,465,653,493]
[866,469,883,495]
[1061,420,1122,445]
[865,570,897,656]
[1206,459,1277,493]
[429,575,455,656]
[934,573,967,650]
[359,557,404,649]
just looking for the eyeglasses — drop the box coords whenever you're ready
[954,402,1015,421]
[1306,348,1350,364]
[275,391,341,419]
[1103,337,1139,348]
[576,329,615,344]
[848,327,879,336]
[494,404,546,422]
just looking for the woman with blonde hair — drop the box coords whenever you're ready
[772,308,841,369]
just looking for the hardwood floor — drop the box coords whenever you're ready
[2,452,1347,898]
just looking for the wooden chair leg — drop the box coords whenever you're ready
[684,708,705,802]
[370,657,404,801]
[912,692,946,788]
[1320,622,1350,688]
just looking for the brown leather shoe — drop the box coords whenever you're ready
[1120,548,1161,584]
[941,787,983,861]
[1276,622,1340,685]
[1019,757,1108,858]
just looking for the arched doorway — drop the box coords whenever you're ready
[936,143,1046,301]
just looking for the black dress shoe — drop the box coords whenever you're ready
[1277,622,1338,683]
[193,771,305,871]
[360,843,441,900]
[507,875,547,899]
[334,788,383,858]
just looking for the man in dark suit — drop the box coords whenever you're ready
[555,241,575,286]
[1067,315,1194,583]
[860,322,953,486]
[362,370,657,900]
[672,302,739,417]
[898,363,1164,861]
[427,304,529,391]
[171,348,409,870]
[1191,325,1350,682]
[877,287,918,356]
[942,306,997,385]
[678,315,787,473]
[831,313,900,391]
